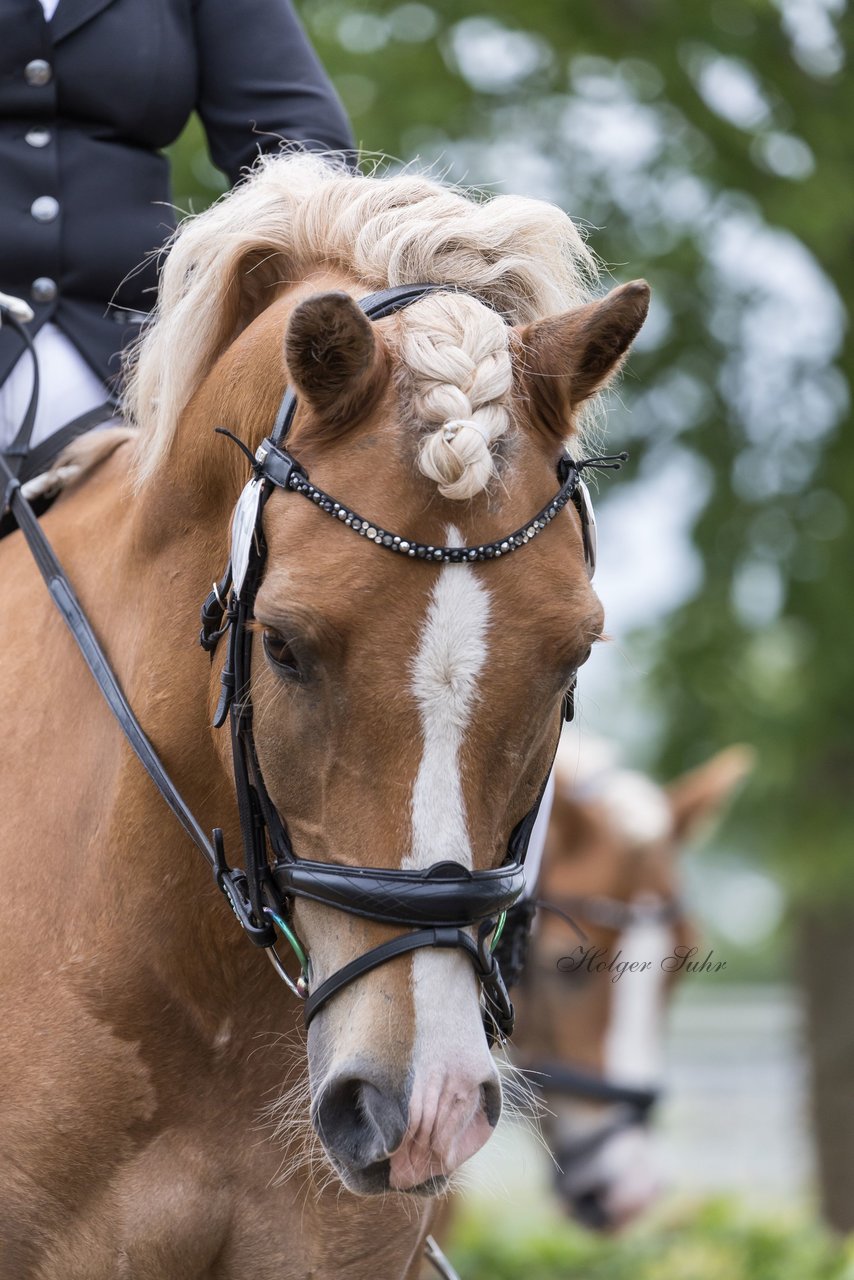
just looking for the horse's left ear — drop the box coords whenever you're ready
[284,291,390,434]
[666,745,755,844]
[519,280,650,440]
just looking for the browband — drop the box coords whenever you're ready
[254,437,593,569]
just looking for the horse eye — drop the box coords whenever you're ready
[262,628,302,679]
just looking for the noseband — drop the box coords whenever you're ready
[1,282,625,1047]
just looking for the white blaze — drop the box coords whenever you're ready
[408,528,490,873]
[604,916,671,1085]
[398,527,497,1176]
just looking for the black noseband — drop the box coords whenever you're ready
[271,858,527,928]
[273,856,528,1031]
[302,924,512,1028]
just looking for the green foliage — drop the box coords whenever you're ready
[169,2,854,899]
[450,1200,854,1280]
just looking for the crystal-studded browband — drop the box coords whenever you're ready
[253,436,628,566]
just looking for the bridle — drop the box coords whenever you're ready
[197,283,626,1041]
[0,283,624,1048]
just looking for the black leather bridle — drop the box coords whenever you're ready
[0,283,625,1047]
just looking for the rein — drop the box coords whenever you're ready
[0,283,624,1048]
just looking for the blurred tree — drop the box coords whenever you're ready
[169,0,853,1228]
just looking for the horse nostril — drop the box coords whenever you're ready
[312,1073,408,1171]
[481,1076,502,1128]
[570,1185,611,1231]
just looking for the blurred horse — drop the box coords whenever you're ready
[511,740,753,1231]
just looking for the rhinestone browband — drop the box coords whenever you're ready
[257,436,626,566]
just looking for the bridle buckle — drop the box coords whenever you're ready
[211,829,277,948]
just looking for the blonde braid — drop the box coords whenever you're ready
[400,294,513,500]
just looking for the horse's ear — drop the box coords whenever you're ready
[666,745,755,845]
[519,280,650,441]
[284,292,389,434]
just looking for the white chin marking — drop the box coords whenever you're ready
[408,526,490,874]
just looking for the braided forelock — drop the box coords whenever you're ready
[399,294,513,500]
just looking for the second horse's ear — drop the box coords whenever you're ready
[666,745,756,844]
[518,280,650,441]
[284,291,390,437]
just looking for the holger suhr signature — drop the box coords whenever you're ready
[558,945,727,983]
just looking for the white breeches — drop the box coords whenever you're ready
[0,322,115,451]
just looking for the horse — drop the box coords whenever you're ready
[511,738,754,1231]
[0,154,650,1278]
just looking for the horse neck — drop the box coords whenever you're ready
[39,435,285,1036]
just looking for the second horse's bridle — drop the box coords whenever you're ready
[496,891,685,1177]
[0,282,626,1045]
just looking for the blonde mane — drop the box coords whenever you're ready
[125,154,599,493]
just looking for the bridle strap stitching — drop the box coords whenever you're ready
[270,858,526,928]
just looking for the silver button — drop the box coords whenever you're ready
[25,59,52,87]
[31,277,57,303]
[25,127,51,148]
[31,195,59,223]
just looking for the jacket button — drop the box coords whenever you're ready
[31,277,58,303]
[31,195,59,223]
[25,59,52,87]
[25,127,52,148]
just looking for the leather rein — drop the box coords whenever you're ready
[0,283,624,1047]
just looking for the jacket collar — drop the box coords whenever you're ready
[49,0,120,43]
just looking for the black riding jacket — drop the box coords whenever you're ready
[0,0,354,390]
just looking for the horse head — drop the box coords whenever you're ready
[125,157,650,1198]
[513,741,754,1229]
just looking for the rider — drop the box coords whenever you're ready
[0,0,354,456]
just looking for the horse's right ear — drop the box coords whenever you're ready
[284,292,389,436]
[519,280,650,443]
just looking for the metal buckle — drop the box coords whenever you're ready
[211,830,277,948]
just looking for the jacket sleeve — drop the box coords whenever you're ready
[193,0,356,183]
